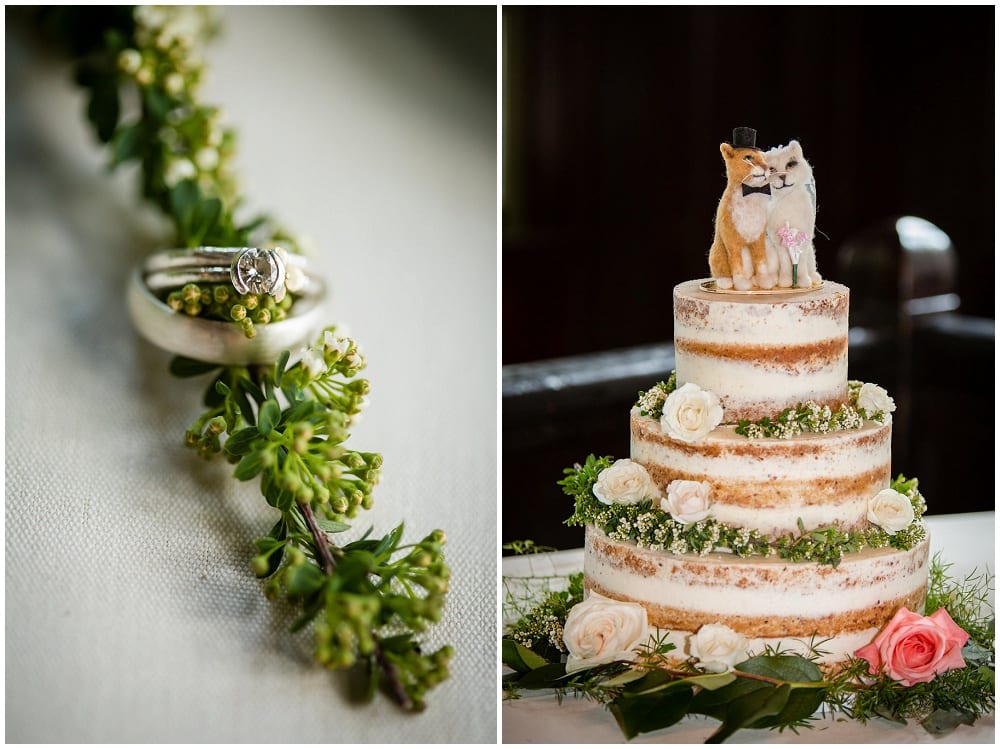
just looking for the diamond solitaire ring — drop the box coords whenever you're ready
[142,246,309,302]
[128,246,327,364]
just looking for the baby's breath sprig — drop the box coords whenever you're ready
[635,372,677,419]
[561,456,926,566]
[54,7,452,710]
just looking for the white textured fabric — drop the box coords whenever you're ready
[5,8,496,743]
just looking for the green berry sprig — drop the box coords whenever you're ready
[44,5,453,711]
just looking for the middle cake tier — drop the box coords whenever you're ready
[630,408,892,537]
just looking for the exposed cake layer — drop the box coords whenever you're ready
[630,409,892,537]
[673,280,849,421]
[584,526,930,665]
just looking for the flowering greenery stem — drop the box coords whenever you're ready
[46,6,453,711]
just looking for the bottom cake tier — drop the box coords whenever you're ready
[584,525,930,665]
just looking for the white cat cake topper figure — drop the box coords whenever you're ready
[764,140,821,288]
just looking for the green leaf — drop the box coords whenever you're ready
[274,351,290,386]
[284,399,323,424]
[141,85,172,120]
[706,684,791,744]
[501,638,549,673]
[314,517,351,534]
[169,355,221,378]
[169,180,200,240]
[609,689,694,740]
[258,398,281,434]
[509,663,568,689]
[224,427,260,457]
[233,452,264,481]
[189,196,223,245]
[261,470,294,512]
[85,71,120,143]
[625,669,736,696]
[373,524,405,559]
[289,597,324,633]
[111,122,142,166]
[736,655,824,684]
[203,377,225,408]
[284,562,325,598]
[920,708,976,735]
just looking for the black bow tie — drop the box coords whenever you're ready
[742,183,771,197]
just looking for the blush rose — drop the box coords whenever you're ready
[662,479,712,524]
[854,607,969,686]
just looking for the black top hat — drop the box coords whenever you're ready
[730,126,761,151]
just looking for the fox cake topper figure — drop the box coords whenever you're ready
[708,127,776,290]
[765,140,820,288]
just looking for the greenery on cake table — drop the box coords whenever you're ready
[502,554,995,743]
[45,6,452,710]
[563,454,927,566]
[636,374,890,437]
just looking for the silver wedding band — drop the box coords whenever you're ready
[128,246,328,365]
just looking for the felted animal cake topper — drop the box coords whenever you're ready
[765,140,820,288]
[708,127,775,290]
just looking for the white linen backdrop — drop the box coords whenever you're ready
[5,7,496,742]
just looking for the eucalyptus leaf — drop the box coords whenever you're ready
[510,663,568,689]
[706,683,791,744]
[920,708,976,735]
[609,689,694,740]
[501,638,549,673]
[736,654,824,684]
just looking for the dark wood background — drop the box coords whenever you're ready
[503,6,994,364]
[501,6,995,549]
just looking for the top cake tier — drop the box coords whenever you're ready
[673,280,849,421]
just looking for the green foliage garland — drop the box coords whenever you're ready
[49,6,451,710]
[502,555,994,742]
[562,455,927,567]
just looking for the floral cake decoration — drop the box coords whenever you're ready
[502,554,994,742]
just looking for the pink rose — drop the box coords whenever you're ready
[854,607,969,686]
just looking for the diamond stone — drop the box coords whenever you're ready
[231,248,286,296]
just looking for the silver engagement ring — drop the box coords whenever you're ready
[128,246,328,364]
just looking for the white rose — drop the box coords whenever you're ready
[692,623,749,673]
[592,459,661,505]
[660,383,723,443]
[867,488,914,534]
[857,383,896,416]
[563,592,649,673]
[661,480,713,524]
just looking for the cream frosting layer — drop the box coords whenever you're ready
[631,409,891,537]
[584,526,930,664]
[673,280,850,421]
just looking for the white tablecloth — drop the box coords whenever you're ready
[502,512,995,744]
[6,7,496,743]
